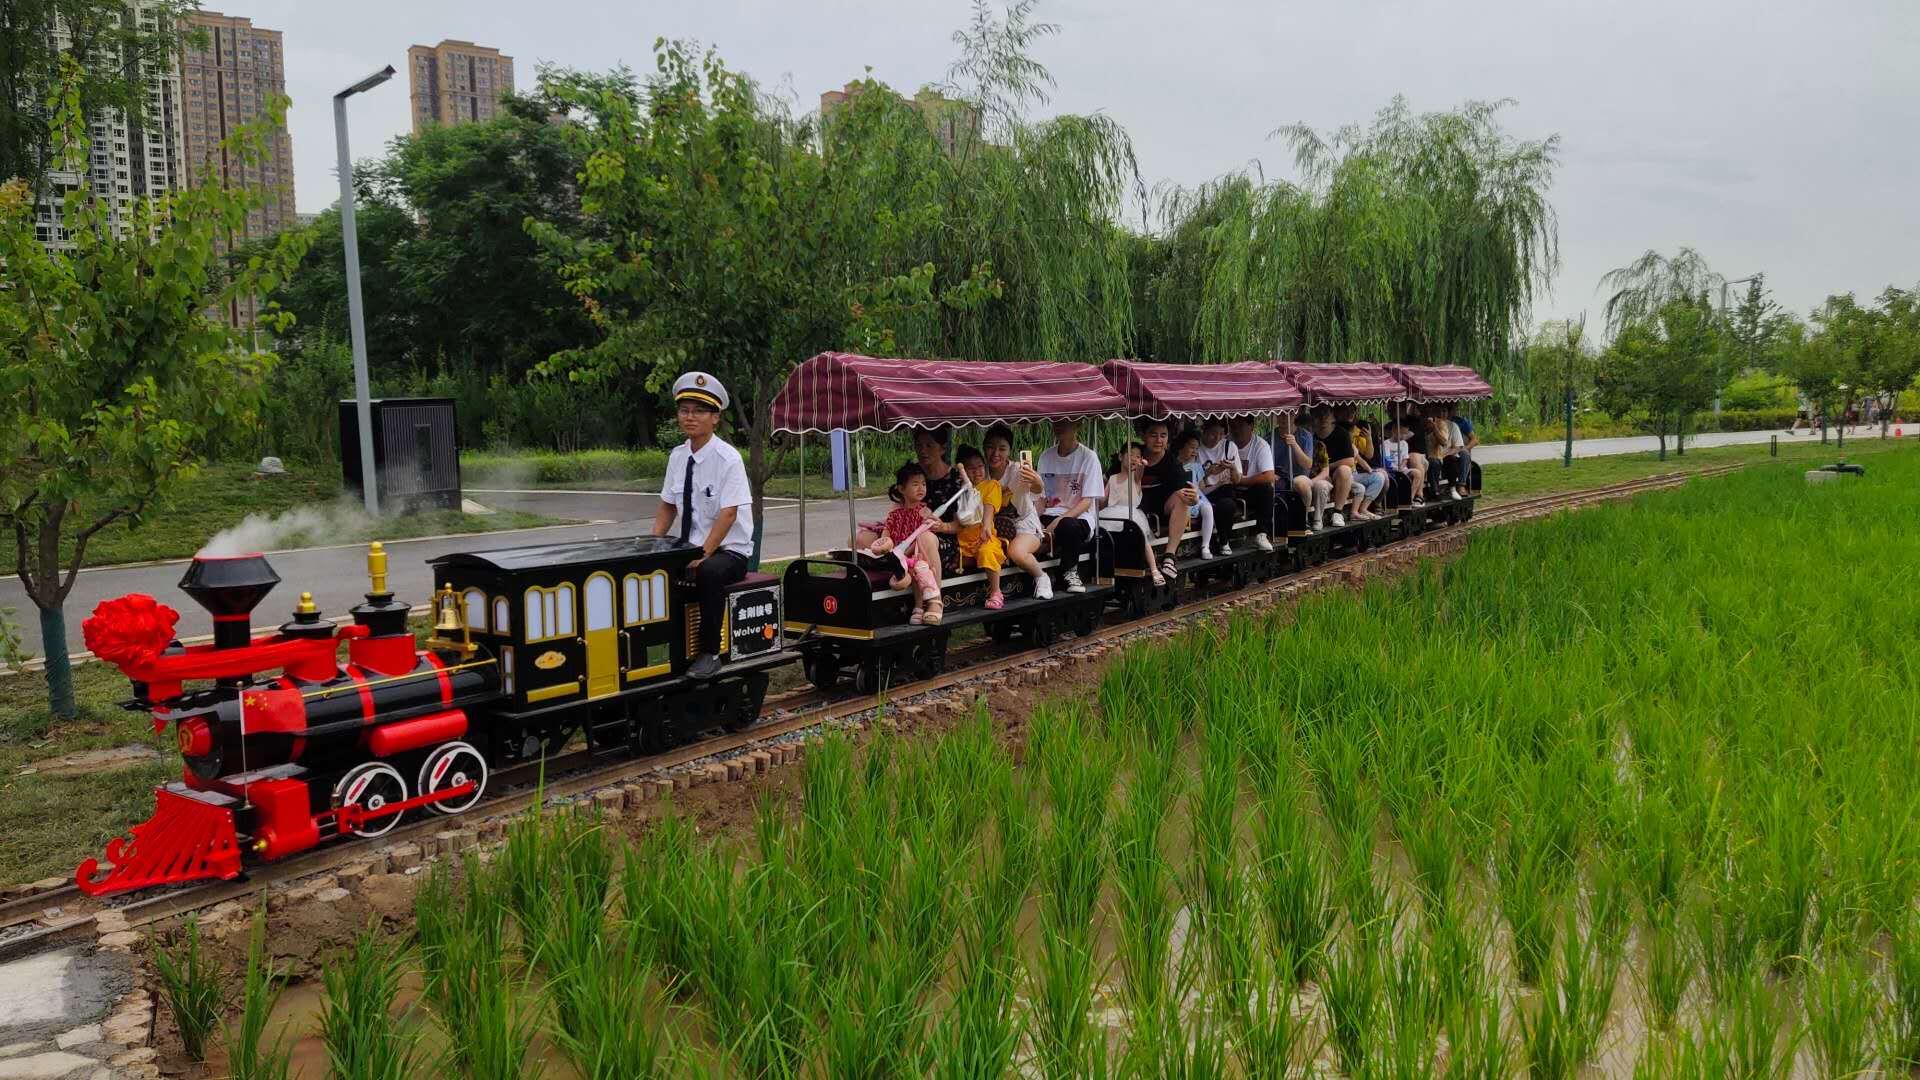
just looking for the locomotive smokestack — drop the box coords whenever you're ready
[180,554,281,650]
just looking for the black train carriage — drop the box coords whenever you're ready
[1094,360,1307,614]
[429,536,793,755]
[769,353,1127,693]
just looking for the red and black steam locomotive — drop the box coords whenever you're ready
[75,537,789,896]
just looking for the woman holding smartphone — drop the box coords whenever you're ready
[983,423,1053,600]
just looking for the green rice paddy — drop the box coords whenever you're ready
[210,452,1920,1075]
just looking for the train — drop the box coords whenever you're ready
[72,356,1487,896]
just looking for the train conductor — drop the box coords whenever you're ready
[652,372,754,679]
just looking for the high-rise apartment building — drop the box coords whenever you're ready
[177,10,295,247]
[819,82,983,158]
[36,0,184,247]
[408,40,515,133]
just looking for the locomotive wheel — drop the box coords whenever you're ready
[336,762,409,838]
[1072,601,1100,638]
[855,659,884,696]
[418,741,488,816]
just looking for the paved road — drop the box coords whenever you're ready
[1472,423,1903,463]
[4,423,1896,658]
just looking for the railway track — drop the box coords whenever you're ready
[0,464,1731,958]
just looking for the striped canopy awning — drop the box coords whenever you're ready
[1387,364,1494,403]
[770,353,1130,435]
[1271,362,1409,406]
[1099,360,1303,419]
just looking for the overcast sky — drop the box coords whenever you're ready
[249,0,1916,332]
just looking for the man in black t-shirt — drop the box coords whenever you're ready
[1316,410,1358,528]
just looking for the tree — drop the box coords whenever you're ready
[263,177,417,379]
[1723,275,1783,376]
[1136,97,1559,371]
[1598,247,1723,340]
[1517,317,1595,427]
[0,0,196,202]
[1594,298,1721,456]
[0,72,306,717]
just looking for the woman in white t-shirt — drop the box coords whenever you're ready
[1037,418,1103,593]
[983,423,1052,600]
[1098,441,1167,587]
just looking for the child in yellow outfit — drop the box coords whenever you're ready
[955,446,1007,609]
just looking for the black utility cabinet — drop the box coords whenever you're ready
[339,398,462,512]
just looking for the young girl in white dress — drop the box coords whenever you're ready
[1099,441,1166,587]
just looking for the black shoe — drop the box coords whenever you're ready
[688,654,722,680]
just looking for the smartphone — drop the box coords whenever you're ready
[1018,449,1032,468]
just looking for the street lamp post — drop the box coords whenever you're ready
[335,66,396,516]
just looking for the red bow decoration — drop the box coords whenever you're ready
[83,594,182,671]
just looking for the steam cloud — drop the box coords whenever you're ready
[196,500,380,558]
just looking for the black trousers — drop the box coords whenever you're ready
[693,550,748,657]
[1046,517,1094,571]
[1237,482,1277,536]
[1204,487,1241,525]
[1444,453,1471,487]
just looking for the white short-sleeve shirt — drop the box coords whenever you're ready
[1038,444,1104,526]
[660,436,755,558]
[1234,434,1276,479]
[1195,438,1240,493]
[998,459,1043,536]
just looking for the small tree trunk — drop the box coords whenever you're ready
[1656,416,1667,461]
[39,606,74,719]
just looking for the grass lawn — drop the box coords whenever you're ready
[0,462,564,573]
[1482,432,1919,504]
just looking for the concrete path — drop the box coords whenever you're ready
[0,945,130,1078]
[4,423,1900,659]
[1471,423,1885,463]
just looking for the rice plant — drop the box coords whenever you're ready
[1321,937,1381,1078]
[1636,906,1695,1033]
[1251,770,1333,980]
[1522,906,1624,1078]
[414,857,543,1079]
[1886,911,1920,1070]
[152,918,225,1062]
[1804,948,1877,1078]
[321,929,419,1080]
[1717,967,1796,1080]
[223,910,291,1080]
[547,936,671,1080]
[1028,702,1114,1080]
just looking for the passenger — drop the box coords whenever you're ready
[1038,418,1104,593]
[953,446,1008,610]
[1446,403,1478,494]
[1100,442,1167,587]
[1172,428,1223,558]
[1428,407,1469,500]
[1227,416,1278,551]
[853,426,965,568]
[867,462,946,625]
[1137,418,1195,581]
[983,423,1052,600]
[1344,409,1387,520]
[1275,413,1315,535]
[1383,419,1427,507]
[654,372,754,680]
[1195,418,1242,534]
[1315,408,1355,528]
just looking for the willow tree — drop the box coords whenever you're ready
[1598,247,1724,340]
[1138,97,1558,371]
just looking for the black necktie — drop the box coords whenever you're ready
[678,454,696,543]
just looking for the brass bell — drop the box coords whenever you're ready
[434,586,463,633]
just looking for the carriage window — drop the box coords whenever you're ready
[623,571,669,626]
[493,596,510,634]
[524,589,546,641]
[463,589,488,631]
[585,574,615,632]
[555,584,575,635]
